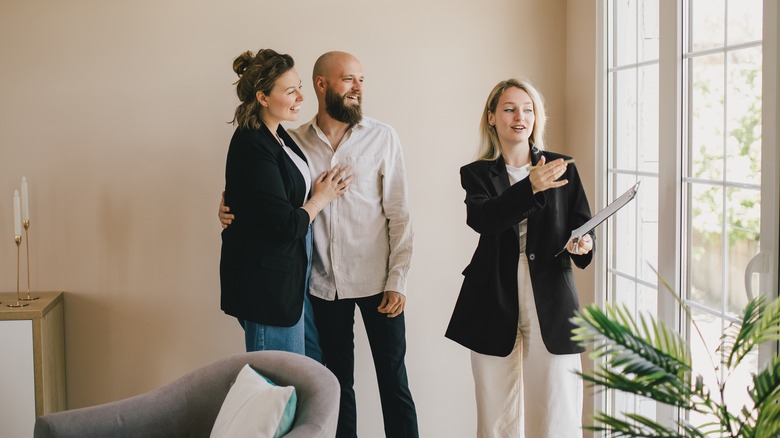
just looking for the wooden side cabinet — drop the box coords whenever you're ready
[0,291,65,437]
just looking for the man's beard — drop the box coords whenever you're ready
[325,87,362,125]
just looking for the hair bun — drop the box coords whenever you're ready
[232,50,255,76]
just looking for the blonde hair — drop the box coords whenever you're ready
[230,49,295,130]
[476,79,547,161]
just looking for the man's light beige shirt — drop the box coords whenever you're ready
[290,116,413,300]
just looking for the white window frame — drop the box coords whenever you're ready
[595,0,779,430]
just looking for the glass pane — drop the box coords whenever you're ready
[723,345,759,427]
[615,69,638,171]
[608,72,616,166]
[726,47,762,186]
[684,1,766,432]
[727,0,762,45]
[689,54,725,181]
[639,0,659,62]
[610,278,658,423]
[615,0,638,66]
[688,184,724,309]
[690,0,725,52]
[613,174,638,277]
[613,275,637,313]
[638,64,659,173]
[726,187,760,314]
[689,310,758,431]
[637,283,658,319]
[608,0,615,68]
[638,176,659,283]
[611,391,657,428]
[688,308,723,429]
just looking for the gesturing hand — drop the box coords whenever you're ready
[529,157,569,194]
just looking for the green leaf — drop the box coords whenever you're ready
[572,294,780,437]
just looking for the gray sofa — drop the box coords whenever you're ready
[34,351,339,438]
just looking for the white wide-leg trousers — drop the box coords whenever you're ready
[471,253,583,438]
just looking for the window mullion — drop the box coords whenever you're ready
[657,0,684,428]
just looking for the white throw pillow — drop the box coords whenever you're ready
[210,364,297,438]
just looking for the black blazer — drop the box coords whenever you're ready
[220,124,310,327]
[445,147,594,356]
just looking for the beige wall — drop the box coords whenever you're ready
[0,0,597,435]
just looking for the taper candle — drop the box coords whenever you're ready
[13,189,22,236]
[21,176,29,221]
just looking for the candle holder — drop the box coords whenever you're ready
[8,235,29,308]
[20,220,38,301]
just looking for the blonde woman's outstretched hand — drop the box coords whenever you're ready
[529,156,569,194]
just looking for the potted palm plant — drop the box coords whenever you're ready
[571,280,780,437]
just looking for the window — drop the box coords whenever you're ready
[601,0,776,429]
[683,0,764,427]
[605,0,661,422]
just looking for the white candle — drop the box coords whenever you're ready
[13,189,22,237]
[21,176,29,222]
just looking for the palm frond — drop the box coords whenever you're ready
[573,304,715,414]
[725,297,780,369]
[741,354,780,436]
[721,297,762,369]
[752,406,780,438]
[578,369,697,409]
[584,412,683,437]
[678,417,721,437]
[650,264,720,376]
[574,280,780,437]
[749,353,780,406]
[573,304,690,372]
[746,393,780,438]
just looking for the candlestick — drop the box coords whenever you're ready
[8,235,29,308]
[20,220,38,301]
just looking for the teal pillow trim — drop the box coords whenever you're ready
[249,366,297,437]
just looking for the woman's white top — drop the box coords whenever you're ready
[281,141,312,203]
[506,164,530,251]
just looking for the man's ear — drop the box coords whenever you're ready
[314,76,326,94]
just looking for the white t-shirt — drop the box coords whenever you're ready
[281,142,311,204]
[506,164,530,251]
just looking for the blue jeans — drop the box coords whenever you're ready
[239,225,320,357]
[239,311,304,354]
[304,224,323,362]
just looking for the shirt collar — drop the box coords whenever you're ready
[305,115,367,134]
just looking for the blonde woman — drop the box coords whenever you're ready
[446,79,594,437]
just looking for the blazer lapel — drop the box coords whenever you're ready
[530,146,542,167]
[488,157,507,194]
[526,147,545,255]
[489,157,520,236]
[262,124,307,205]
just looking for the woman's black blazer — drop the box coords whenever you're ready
[220,124,310,327]
[445,147,594,356]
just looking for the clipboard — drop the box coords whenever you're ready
[556,180,641,256]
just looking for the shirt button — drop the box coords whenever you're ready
[528,254,536,261]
